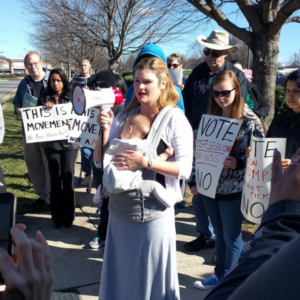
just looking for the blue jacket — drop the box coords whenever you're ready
[13,72,49,112]
[124,43,185,113]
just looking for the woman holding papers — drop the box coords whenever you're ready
[266,69,300,171]
[37,68,79,229]
[189,70,264,289]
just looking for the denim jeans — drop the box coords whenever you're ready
[81,147,93,175]
[203,195,243,279]
[192,193,215,239]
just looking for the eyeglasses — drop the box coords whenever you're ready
[211,87,236,98]
[203,48,224,58]
[27,61,40,69]
[167,63,179,69]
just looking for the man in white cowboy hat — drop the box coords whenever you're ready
[182,30,247,257]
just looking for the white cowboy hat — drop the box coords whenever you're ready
[197,30,238,53]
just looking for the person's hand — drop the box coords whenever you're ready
[45,102,54,109]
[245,147,250,159]
[112,150,146,170]
[83,85,89,90]
[223,156,237,169]
[281,158,291,171]
[269,148,300,205]
[189,186,199,195]
[0,228,53,300]
[176,83,184,91]
[97,108,113,128]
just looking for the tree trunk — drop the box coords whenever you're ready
[108,58,120,73]
[250,32,280,126]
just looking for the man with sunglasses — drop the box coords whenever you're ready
[182,30,247,253]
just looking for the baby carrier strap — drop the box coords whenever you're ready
[146,105,179,153]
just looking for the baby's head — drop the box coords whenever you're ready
[120,115,151,140]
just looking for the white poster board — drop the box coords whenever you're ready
[195,115,242,198]
[241,136,286,224]
[68,108,100,149]
[21,103,73,143]
[168,69,183,84]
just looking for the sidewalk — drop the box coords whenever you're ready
[16,157,215,300]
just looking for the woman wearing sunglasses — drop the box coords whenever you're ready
[167,53,188,91]
[189,70,264,289]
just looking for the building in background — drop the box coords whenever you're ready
[0,57,52,75]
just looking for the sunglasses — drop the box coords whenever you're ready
[203,48,224,58]
[211,87,236,98]
[167,63,179,68]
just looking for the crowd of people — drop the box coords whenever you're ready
[0,28,299,300]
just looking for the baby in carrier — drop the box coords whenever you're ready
[93,114,178,208]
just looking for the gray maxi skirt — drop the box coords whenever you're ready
[98,208,180,300]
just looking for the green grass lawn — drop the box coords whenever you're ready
[0,98,41,214]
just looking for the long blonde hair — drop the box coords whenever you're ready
[123,57,179,115]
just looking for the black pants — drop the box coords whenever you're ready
[44,148,77,225]
[92,163,109,241]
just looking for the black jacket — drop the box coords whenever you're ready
[37,91,79,151]
[205,199,300,300]
[266,109,300,159]
[182,60,248,130]
[247,81,270,118]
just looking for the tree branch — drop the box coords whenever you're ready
[269,0,300,35]
[186,0,253,45]
[285,16,300,23]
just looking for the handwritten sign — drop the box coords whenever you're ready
[23,93,37,108]
[68,108,100,149]
[21,103,73,143]
[195,115,242,198]
[241,136,286,224]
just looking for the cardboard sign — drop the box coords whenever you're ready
[23,93,37,108]
[168,69,183,84]
[241,136,286,224]
[195,115,242,198]
[68,108,100,149]
[21,103,73,143]
[72,76,87,87]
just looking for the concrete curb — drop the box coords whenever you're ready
[0,88,17,104]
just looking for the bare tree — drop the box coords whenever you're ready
[288,50,300,68]
[185,0,300,125]
[21,0,203,72]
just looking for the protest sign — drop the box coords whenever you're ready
[23,93,37,108]
[68,108,100,149]
[195,115,242,198]
[72,76,87,87]
[168,69,183,84]
[241,136,286,224]
[21,103,73,143]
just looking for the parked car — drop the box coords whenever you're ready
[276,72,287,86]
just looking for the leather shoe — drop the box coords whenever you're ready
[53,222,62,229]
[183,233,206,252]
[204,237,216,249]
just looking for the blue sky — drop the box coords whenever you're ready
[1,1,299,65]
